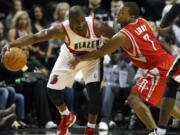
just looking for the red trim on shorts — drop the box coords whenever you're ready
[86,21,91,38]
[69,21,90,39]
[61,22,71,46]
[92,17,99,38]
[66,45,88,54]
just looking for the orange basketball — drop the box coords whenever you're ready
[2,47,27,71]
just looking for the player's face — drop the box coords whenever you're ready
[34,7,43,20]
[18,14,28,28]
[70,15,86,32]
[116,6,131,25]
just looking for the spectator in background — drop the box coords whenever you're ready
[0,86,16,110]
[47,2,70,70]
[99,51,135,131]
[5,0,23,31]
[0,1,9,20]
[52,2,70,25]
[84,0,113,26]
[8,10,32,41]
[31,5,49,65]
[0,85,26,128]
[0,104,16,129]
[110,0,123,32]
[8,11,43,58]
[0,22,7,41]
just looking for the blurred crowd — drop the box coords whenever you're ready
[0,0,180,132]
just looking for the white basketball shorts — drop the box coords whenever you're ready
[47,44,103,90]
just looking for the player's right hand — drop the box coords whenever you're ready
[1,43,10,56]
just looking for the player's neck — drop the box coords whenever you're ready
[70,23,88,37]
[122,19,137,27]
[74,27,88,37]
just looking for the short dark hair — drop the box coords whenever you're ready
[124,2,140,18]
[69,5,85,19]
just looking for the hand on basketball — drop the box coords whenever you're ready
[1,43,10,56]
[68,56,80,69]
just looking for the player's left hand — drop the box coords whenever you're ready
[68,56,80,69]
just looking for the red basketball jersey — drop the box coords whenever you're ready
[120,18,174,70]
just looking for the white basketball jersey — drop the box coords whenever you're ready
[61,17,102,54]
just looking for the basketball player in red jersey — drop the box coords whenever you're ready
[68,2,180,135]
[1,6,115,135]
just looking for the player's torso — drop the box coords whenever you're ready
[120,18,173,69]
[61,17,102,54]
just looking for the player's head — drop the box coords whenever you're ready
[69,5,86,32]
[116,2,140,25]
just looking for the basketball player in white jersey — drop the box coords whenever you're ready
[2,6,115,135]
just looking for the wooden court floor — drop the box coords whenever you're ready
[0,128,179,135]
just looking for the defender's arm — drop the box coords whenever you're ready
[76,32,131,61]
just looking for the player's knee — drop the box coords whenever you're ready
[127,94,138,108]
[47,88,64,106]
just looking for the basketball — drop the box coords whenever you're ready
[1,47,27,72]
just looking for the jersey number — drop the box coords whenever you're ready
[143,33,157,51]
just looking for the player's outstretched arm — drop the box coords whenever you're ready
[76,32,130,61]
[8,24,65,48]
[94,19,115,38]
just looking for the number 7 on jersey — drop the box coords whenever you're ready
[143,33,157,51]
